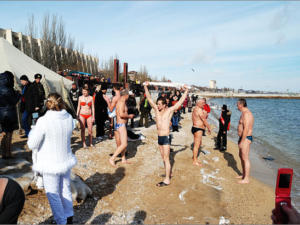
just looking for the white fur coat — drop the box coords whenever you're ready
[28,109,77,174]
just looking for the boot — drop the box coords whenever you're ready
[1,133,7,158]
[6,132,13,158]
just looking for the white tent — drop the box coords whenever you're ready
[0,37,72,94]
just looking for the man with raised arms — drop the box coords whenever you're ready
[191,98,211,166]
[144,81,188,187]
[237,98,254,184]
[109,89,134,167]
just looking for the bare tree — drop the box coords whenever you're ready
[26,14,37,38]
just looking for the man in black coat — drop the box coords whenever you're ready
[0,71,21,159]
[19,75,31,138]
[215,104,231,151]
[94,83,108,142]
[23,73,45,128]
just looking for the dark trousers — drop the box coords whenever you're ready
[96,115,106,137]
[216,129,227,150]
[130,118,134,128]
[21,111,30,136]
[139,110,149,128]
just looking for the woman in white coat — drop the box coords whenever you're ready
[28,93,77,224]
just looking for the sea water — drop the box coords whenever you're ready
[207,98,300,210]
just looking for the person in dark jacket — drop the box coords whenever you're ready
[19,75,31,138]
[32,73,45,114]
[0,177,25,224]
[127,91,138,128]
[138,93,151,128]
[215,104,231,151]
[0,71,21,159]
[22,73,45,128]
[94,83,108,142]
[69,83,80,111]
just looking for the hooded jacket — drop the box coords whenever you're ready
[0,72,20,126]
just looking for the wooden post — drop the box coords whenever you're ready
[114,59,119,83]
[123,62,128,88]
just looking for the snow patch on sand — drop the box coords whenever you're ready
[219,216,230,225]
[200,168,224,191]
[212,157,219,162]
[179,189,188,203]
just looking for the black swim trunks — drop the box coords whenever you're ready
[158,136,171,145]
[191,126,205,135]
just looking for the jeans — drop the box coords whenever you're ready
[172,114,179,126]
[21,110,30,136]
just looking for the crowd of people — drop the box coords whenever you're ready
[0,70,299,224]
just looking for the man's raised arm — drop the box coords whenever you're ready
[144,81,157,110]
[170,85,189,111]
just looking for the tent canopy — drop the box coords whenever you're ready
[0,37,73,94]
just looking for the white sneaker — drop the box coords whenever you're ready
[139,134,146,140]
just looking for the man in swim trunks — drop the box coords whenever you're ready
[109,89,134,167]
[144,81,188,187]
[104,84,121,140]
[191,99,211,166]
[237,98,254,184]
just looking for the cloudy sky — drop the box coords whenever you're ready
[1,1,300,92]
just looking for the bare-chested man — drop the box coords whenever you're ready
[109,89,134,167]
[191,98,211,166]
[144,81,188,187]
[103,84,120,141]
[237,98,254,184]
[104,84,121,141]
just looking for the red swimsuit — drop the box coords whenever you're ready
[80,101,92,119]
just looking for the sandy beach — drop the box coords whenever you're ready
[5,110,275,224]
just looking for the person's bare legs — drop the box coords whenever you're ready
[109,126,128,167]
[192,131,202,166]
[162,145,171,184]
[238,140,251,184]
[236,149,244,179]
[109,118,114,139]
[86,116,93,147]
[79,116,87,148]
[120,128,131,164]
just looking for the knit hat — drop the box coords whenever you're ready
[20,75,29,81]
[222,104,227,111]
[34,73,42,79]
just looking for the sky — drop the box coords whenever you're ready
[0,1,300,92]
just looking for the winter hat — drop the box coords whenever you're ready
[20,75,29,81]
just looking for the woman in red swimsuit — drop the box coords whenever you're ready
[77,87,95,148]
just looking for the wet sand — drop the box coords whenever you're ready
[13,111,275,224]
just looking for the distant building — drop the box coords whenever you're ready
[209,80,216,89]
[0,28,98,74]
